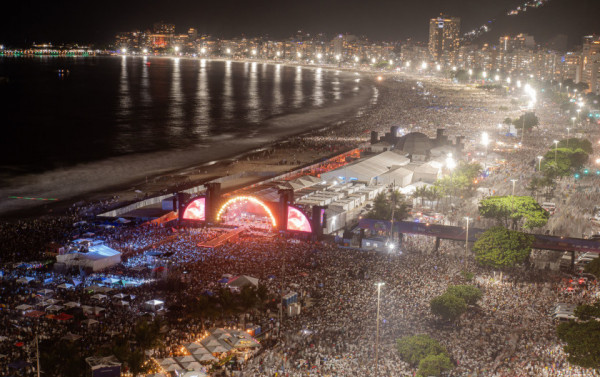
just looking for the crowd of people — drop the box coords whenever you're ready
[1,73,599,377]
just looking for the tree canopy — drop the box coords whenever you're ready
[446,285,483,306]
[364,191,410,221]
[513,112,539,131]
[557,138,593,154]
[418,353,454,377]
[430,292,467,322]
[556,304,600,370]
[473,226,534,268]
[396,334,448,367]
[583,257,600,278]
[478,196,549,230]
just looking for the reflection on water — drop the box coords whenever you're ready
[294,66,303,108]
[118,56,131,119]
[247,62,260,123]
[169,58,184,136]
[313,68,323,107]
[194,59,210,137]
[223,60,234,119]
[0,57,363,173]
[273,64,283,113]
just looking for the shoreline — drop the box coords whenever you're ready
[0,61,377,220]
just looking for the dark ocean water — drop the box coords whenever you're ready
[0,56,361,177]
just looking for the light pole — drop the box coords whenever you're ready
[566,127,570,148]
[375,282,385,377]
[537,156,543,172]
[554,140,559,163]
[464,217,472,257]
[511,179,518,197]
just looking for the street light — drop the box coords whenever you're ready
[553,140,559,162]
[174,46,180,53]
[481,132,490,156]
[354,56,359,63]
[510,179,518,197]
[121,48,127,54]
[566,127,570,147]
[317,53,323,60]
[464,217,472,257]
[375,282,385,377]
[537,156,543,171]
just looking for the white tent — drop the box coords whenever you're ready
[321,151,410,184]
[227,275,259,289]
[37,289,54,296]
[64,301,81,308]
[144,299,165,312]
[82,319,99,326]
[40,298,61,306]
[91,294,108,301]
[158,358,178,367]
[46,305,64,312]
[115,300,129,306]
[165,364,183,372]
[56,244,121,272]
[175,356,197,364]
[194,353,217,362]
[182,372,208,377]
[16,277,34,284]
[15,304,32,311]
[57,283,74,289]
[181,361,203,371]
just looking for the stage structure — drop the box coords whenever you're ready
[179,189,314,234]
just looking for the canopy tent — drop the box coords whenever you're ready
[321,151,410,184]
[114,300,129,307]
[180,361,203,371]
[64,301,81,308]
[90,294,108,301]
[37,289,54,296]
[45,305,64,312]
[82,319,99,326]
[57,283,74,290]
[226,275,259,289]
[15,304,32,311]
[40,298,61,306]
[144,300,165,312]
[157,358,177,367]
[175,356,196,364]
[61,333,82,341]
[194,353,217,362]
[56,244,121,272]
[16,277,34,284]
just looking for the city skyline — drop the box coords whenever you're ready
[2,0,600,47]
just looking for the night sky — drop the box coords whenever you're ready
[2,0,600,47]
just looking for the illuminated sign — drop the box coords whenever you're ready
[182,197,206,221]
[287,207,312,233]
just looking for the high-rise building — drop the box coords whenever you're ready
[153,21,175,35]
[428,15,460,63]
[581,35,600,93]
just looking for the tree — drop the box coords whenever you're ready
[504,117,512,125]
[584,257,600,278]
[473,226,534,268]
[556,319,600,369]
[514,112,539,131]
[557,138,593,154]
[418,353,454,377]
[396,334,448,366]
[446,285,483,306]
[478,196,549,230]
[430,292,467,322]
[364,191,409,221]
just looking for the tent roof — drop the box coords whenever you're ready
[227,275,259,288]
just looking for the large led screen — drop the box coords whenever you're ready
[287,206,312,233]
[182,197,206,221]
